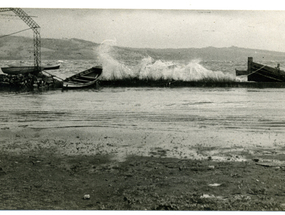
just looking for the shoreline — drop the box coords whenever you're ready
[3,80,285,91]
[1,126,285,210]
[1,126,283,162]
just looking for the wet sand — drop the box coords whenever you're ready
[1,126,285,210]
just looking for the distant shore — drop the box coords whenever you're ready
[2,36,285,62]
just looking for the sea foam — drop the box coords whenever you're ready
[96,42,238,82]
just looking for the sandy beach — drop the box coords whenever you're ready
[1,125,285,210]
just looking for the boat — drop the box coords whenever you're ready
[237,57,285,82]
[1,66,43,75]
[235,69,248,76]
[42,64,61,70]
[1,64,61,75]
[63,66,103,88]
[247,57,285,82]
[1,64,60,75]
[8,64,61,71]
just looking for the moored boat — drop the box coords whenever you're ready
[42,64,60,70]
[1,66,42,75]
[1,64,61,75]
[237,57,285,82]
[63,66,103,88]
[9,64,61,70]
[247,57,285,82]
[235,69,248,76]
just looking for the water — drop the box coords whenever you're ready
[1,44,285,158]
[1,43,285,132]
[1,87,285,133]
[0,44,244,81]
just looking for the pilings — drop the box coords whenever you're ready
[247,57,253,74]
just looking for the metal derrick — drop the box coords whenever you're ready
[0,8,41,70]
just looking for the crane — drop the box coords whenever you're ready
[0,8,41,71]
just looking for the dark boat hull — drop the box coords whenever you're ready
[1,66,42,75]
[63,66,103,88]
[4,64,60,72]
[248,61,285,82]
[235,69,248,76]
[237,57,285,82]
[41,64,60,70]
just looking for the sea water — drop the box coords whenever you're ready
[1,44,285,137]
[1,87,285,133]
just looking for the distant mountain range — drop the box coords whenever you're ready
[1,36,285,62]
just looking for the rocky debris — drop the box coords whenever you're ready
[1,151,285,210]
[155,203,179,210]
[83,194,90,200]
[1,72,62,90]
[208,183,222,187]
[200,194,224,200]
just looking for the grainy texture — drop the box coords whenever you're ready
[1,127,285,210]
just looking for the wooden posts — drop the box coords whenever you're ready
[248,57,253,74]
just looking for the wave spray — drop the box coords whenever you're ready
[96,42,238,82]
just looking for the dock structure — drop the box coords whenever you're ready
[0,8,41,72]
[0,8,64,90]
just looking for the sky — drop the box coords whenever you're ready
[1,1,285,52]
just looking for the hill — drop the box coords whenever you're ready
[1,36,285,62]
[0,36,100,61]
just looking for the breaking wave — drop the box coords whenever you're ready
[96,42,239,82]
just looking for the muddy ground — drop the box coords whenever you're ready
[1,127,285,210]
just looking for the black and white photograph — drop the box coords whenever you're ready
[1,1,285,211]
